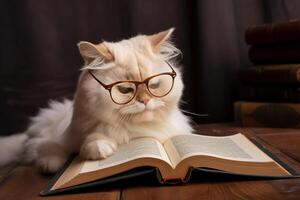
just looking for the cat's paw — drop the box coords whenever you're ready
[33,140,68,173]
[80,139,117,160]
[36,154,67,173]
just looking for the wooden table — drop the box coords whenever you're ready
[1,124,300,200]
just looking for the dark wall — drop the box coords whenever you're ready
[1,0,300,135]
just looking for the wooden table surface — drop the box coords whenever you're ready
[1,124,300,200]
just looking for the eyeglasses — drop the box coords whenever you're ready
[88,61,177,105]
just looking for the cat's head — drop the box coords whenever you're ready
[76,28,184,124]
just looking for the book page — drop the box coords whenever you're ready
[164,133,272,166]
[80,137,171,173]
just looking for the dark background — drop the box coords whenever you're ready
[1,0,300,135]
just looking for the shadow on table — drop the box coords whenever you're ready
[41,166,295,196]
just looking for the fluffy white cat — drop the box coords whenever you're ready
[0,28,193,173]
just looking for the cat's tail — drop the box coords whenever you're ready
[0,133,28,167]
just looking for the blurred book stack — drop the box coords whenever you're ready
[235,20,300,128]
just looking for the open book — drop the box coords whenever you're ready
[41,133,297,195]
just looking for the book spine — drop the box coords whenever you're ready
[245,20,300,45]
[239,65,300,85]
[248,45,300,64]
[238,85,300,102]
[234,101,300,128]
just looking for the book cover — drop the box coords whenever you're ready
[245,20,300,45]
[234,101,300,128]
[239,64,300,85]
[248,45,300,64]
[238,85,300,102]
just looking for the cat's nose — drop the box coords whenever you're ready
[143,99,149,105]
[137,92,150,105]
[138,98,149,105]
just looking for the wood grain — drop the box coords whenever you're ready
[0,164,17,184]
[258,132,300,163]
[0,166,120,200]
[122,179,300,200]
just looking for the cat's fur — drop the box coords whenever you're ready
[0,28,193,173]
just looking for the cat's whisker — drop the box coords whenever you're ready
[123,114,130,121]
[119,113,129,123]
[118,114,124,122]
[127,114,134,122]
[119,112,133,123]
[179,99,188,104]
[180,109,209,117]
[157,101,166,108]
[123,113,134,123]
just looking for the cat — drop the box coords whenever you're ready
[0,28,193,173]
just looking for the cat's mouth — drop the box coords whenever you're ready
[120,104,154,115]
[118,100,166,123]
[119,100,164,115]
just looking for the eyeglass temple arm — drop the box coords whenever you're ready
[88,70,109,88]
[165,61,177,76]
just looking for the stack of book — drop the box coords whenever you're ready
[235,20,300,128]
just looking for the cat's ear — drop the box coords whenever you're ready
[148,28,181,59]
[148,28,174,50]
[78,41,113,64]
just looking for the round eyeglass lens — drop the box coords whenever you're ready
[148,74,173,97]
[111,82,136,104]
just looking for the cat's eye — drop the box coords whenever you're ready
[111,82,137,104]
[149,81,160,89]
[148,74,173,97]
[117,85,135,94]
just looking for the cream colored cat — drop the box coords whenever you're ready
[0,28,193,173]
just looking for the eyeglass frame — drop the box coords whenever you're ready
[88,61,177,105]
